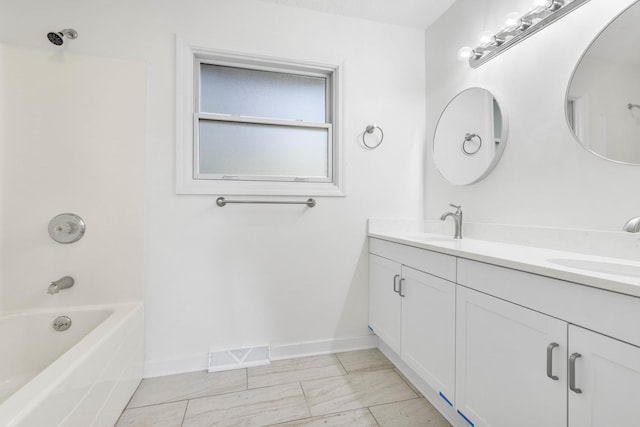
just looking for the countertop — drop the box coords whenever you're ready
[369,231,640,298]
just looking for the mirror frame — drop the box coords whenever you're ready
[433,87,509,185]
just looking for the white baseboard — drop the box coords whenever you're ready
[144,353,209,378]
[143,334,377,378]
[270,335,378,360]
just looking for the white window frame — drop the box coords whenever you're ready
[176,38,345,196]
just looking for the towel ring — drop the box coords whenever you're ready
[462,133,482,155]
[363,125,384,149]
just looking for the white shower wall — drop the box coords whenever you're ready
[0,44,146,311]
[0,0,426,375]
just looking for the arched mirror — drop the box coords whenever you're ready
[433,87,508,185]
[567,1,640,164]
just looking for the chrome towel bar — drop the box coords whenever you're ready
[216,197,316,208]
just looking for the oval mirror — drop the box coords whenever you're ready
[433,87,508,185]
[567,2,640,164]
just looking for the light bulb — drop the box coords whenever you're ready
[457,46,474,61]
[504,12,522,29]
[504,12,532,32]
[531,0,551,9]
[548,0,565,11]
[478,31,494,47]
[531,0,564,12]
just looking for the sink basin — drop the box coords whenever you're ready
[547,258,640,278]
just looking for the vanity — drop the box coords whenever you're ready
[368,231,640,427]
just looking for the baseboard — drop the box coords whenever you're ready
[143,334,377,378]
[144,353,209,378]
[270,335,378,360]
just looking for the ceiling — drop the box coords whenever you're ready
[258,0,457,29]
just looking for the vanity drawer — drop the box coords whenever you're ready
[369,238,456,282]
[458,258,640,347]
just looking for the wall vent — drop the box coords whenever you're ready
[208,345,270,372]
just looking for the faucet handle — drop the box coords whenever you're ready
[449,204,462,212]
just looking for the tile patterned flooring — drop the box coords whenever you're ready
[116,349,452,427]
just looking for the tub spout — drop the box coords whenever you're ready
[48,276,74,295]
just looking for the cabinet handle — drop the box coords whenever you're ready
[393,274,400,294]
[546,343,559,380]
[569,352,582,394]
[399,278,406,297]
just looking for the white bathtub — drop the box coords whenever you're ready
[0,303,144,427]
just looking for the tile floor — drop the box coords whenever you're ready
[116,349,452,427]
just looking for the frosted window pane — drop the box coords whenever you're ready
[200,64,327,122]
[198,120,329,178]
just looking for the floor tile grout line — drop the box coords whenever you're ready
[367,406,382,426]
[298,379,315,422]
[392,368,421,397]
[334,352,349,373]
[344,366,396,376]
[180,399,189,427]
[309,393,423,420]
[248,361,349,388]
[126,398,191,411]
[368,395,424,411]
[130,378,320,410]
[251,371,350,390]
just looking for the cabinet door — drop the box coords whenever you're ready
[456,287,567,427]
[568,325,640,427]
[401,266,456,407]
[369,254,402,354]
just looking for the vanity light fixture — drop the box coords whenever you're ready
[458,0,591,68]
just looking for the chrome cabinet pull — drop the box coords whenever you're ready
[393,275,400,294]
[399,278,406,297]
[546,343,559,380]
[569,352,583,394]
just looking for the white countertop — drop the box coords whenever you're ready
[369,231,640,298]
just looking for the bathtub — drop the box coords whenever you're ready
[0,302,144,427]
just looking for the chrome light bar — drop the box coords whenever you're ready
[458,0,591,68]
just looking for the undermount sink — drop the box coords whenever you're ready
[547,258,640,278]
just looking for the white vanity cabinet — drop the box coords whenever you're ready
[568,325,640,427]
[455,286,567,427]
[368,235,640,427]
[368,238,457,408]
[457,258,640,427]
[401,265,456,405]
[368,254,402,354]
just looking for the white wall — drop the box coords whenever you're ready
[425,0,640,233]
[0,44,146,310]
[0,0,426,375]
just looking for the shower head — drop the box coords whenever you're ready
[47,28,78,46]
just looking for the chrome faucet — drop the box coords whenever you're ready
[441,204,463,239]
[623,217,640,233]
[48,276,75,295]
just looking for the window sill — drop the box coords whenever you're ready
[176,178,346,197]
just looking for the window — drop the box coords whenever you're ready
[176,42,344,196]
